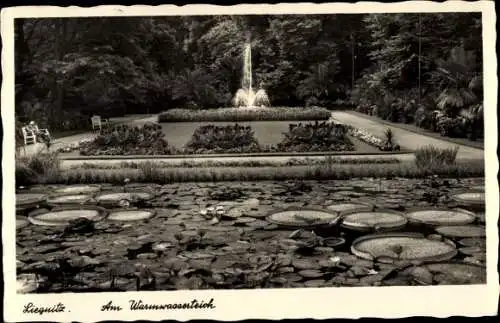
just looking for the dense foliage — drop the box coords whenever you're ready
[184,124,261,154]
[16,13,482,140]
[79,123,178,155]
[158,107,331,122]
[276,121,355,152]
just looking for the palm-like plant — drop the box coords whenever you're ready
[434,44,481,118]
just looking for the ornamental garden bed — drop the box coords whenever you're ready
[157,106,331,123]
[67,121,396,156]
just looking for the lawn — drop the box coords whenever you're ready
[160,121,381,153]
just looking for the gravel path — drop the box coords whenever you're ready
[330,111,484,160]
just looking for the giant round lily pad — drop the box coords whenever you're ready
[17,273,44,294]
[53,185,101,195]
[47,194,93,205]
[452,192,485,206]
[326,203,372,214]
[405,208,476,226]
[16,217,29,230]
[424,262,486,284]
[16,193,47,210]
[266,208,340,228]
[108,210,156,221]
[435,225,486,238]
[351,232,457,263]
[340,210,407,232]
[27,206,107,226]
[96,192,153,206]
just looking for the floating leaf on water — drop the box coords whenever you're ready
[267,208,340,228]
[458,238,486,248]
[326,203,372,214]
[292,258,321,270]
[405,208,476,226]
[47,194,93,205]
[435,225,485,238]
[16,217,30,230]
[341,210,407,232]
[458,246,484,256]
[351,232,457,263]
[16,193,47,210]
[425,262,486,284]
[452,192,485,205]
[411,267,434,285]
[27,206,107,226]
[17,273,44,294]
[53,185,101,195]
[108,210,156,222]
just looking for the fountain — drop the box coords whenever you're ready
[233,43,270,108]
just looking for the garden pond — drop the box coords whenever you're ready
[16,177,486,293]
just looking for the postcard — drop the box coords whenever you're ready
[2,1,498,322]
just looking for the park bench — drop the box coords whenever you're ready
[91,115,110,132]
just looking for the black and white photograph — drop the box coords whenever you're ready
[2,1,498,321]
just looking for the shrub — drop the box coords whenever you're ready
[157,107,331,123]
[276,121,355,152]
[16,152,61,186]
[414,145,459,170]
[79,122,178,156]
[436,117,467,138]
[184,124,262,154]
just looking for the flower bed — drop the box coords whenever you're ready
[157,106,331,123]
[184,124,262,154]
[78,123,178,156]
[275,121,355,152]
[348,127,400,151]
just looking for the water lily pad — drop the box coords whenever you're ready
[458,238,486,248]
[16,193,47,210]
[326,203,372,214]
[27,206,107,226]
[458,246,484,256]
[435,225,485,238]
[107,210,156,221]
[351,232,457,263]
[405,208,476,226]
[452,192,485,206]
[292,258,321,270]
[323,237,346,248]
[53,185,101,195]
[96,192,153,206]
[17,273,45,294]
[425,262,486,284]
[16,217,29,230]
[299,270,324,278]
[341,210,407,232]
[267,208,340,228]
[47,194,92,205]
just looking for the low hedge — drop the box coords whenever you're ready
[157,106,331,122]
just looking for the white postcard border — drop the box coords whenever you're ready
[2,1,499,322]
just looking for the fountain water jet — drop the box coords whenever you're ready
[233,43,270,108]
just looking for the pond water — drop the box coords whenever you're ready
[16,177,485,293]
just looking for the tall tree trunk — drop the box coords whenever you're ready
[53,19,67,130]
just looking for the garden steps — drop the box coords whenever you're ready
[330,111,484,160]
